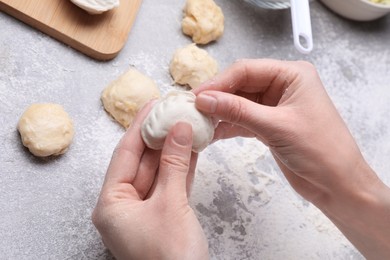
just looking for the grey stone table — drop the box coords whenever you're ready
[1,0,389,259]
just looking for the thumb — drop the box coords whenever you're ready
[154,122,193,200]
[195,91,285,141]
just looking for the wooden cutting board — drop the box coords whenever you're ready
[0,0,142,60]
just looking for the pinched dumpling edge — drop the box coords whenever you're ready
[141,91,215,152]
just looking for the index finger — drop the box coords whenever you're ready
[103,100,157,186]
[193,59,298,106]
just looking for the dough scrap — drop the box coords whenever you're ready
[101,68,161,128]
[17,103,74,157]
[141,91,214,152]
[170,44,218,89]
[70,0,119,14]
[182,0,224,44]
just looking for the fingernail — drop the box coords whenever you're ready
[173,122,192,146]
[196,93,217,114]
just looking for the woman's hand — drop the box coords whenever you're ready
[194,59,368,203]
[92,102,209,260]
[193,59,390,258]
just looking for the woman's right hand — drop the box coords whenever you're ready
[193,59,390,258]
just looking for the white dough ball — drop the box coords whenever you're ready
[182,0,224,44]
[170,44,218,89]
[101,68,161,128]
[17,103,74,157]
[141,91,215,152]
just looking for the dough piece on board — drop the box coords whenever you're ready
[170,44,218,89]
[17,103,74,157]
[70,0,120,14]
[101,68,161,128]
[141,91,215,153]
[182,0,224,44]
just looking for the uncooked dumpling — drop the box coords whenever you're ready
[70,0,120,14]
[182,0,224,44]
[170,44,218,89]
[17,103,74,157]
[141,91,214,152]
[101,68,161,128]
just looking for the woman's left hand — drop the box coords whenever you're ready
[92,101,209,260]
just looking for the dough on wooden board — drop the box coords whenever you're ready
[170,44,218,89]
[17,103,74,157]
[101,68,161,128]
[141,91,215,153]
[182,0,224,44]
[70,0,119,14]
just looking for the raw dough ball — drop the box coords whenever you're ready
[170,44,218,89]
[70,0,120,14]
[182,0,224,44]
[141,91,214,152]
[101,68,161,128]
[17,103,74,157]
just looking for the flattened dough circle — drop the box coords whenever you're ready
[101,68,161,128]
[17,103,74,157]
[170,44,218,89]
[182,0,224,44]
